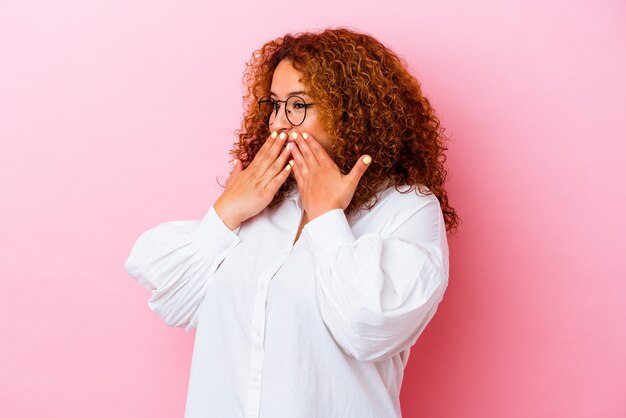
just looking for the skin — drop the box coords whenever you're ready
[268,59,333,154]
[213,59,372,238]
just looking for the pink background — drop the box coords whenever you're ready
[1,0,625,417]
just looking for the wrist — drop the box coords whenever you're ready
[213,198,242,231]
[307,204,343,222]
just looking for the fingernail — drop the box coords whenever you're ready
[363,156,372,165]
[279,132,286,140]
[271,131,278,138]
[286,143,292,150]
[288,159,294,167]
[302,132,308,140]
[232,159,238,166]
[285,164,292,172]
[291,132,298,140]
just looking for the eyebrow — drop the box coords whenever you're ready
[270,90,308,97]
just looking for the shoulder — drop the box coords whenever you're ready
[348,183,442,235]
[365,183,440,218]
[373,184,446,250]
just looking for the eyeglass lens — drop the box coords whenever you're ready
[258,96,307,126]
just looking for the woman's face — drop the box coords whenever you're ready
[268,59,332,154]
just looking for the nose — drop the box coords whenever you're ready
[269,105,293,132]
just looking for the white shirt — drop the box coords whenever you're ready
[124,184,449,418]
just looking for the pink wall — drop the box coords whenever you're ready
[1,0,625,417]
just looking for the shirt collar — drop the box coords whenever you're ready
[285,186,302,210]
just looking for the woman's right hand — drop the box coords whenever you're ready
[213,131,293,230]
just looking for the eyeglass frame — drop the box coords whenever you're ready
[257,95,316,127]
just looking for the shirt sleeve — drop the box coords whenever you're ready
[302,198,449,362]
[124,205,241,331]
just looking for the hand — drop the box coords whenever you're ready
[288,131,371,221]
[214,131,293,230]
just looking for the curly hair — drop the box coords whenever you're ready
[228,27,460,234]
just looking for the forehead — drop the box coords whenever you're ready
[270,60,309,97]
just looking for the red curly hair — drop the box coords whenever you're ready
[228,27,460,234]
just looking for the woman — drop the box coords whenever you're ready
[125,27,459,418]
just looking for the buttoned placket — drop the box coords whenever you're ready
[243,199,304,418]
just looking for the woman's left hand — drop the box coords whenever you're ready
[288,131,372,221]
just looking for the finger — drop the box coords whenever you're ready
[289,141,310,178]
[261,141,292,188]
[253,131,278,160]
[266,159,293,194]
[347,155,372,186]
[251,131,285,170]
[293,131,320,167]
[290,157,304,186]
[261,131,291,173]
[300,132,334,167]
[265,131,289,159]
[230,158,243,175]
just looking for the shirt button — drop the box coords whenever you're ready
[253,374,260,383]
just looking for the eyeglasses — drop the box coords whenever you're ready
[257,95,315,127]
